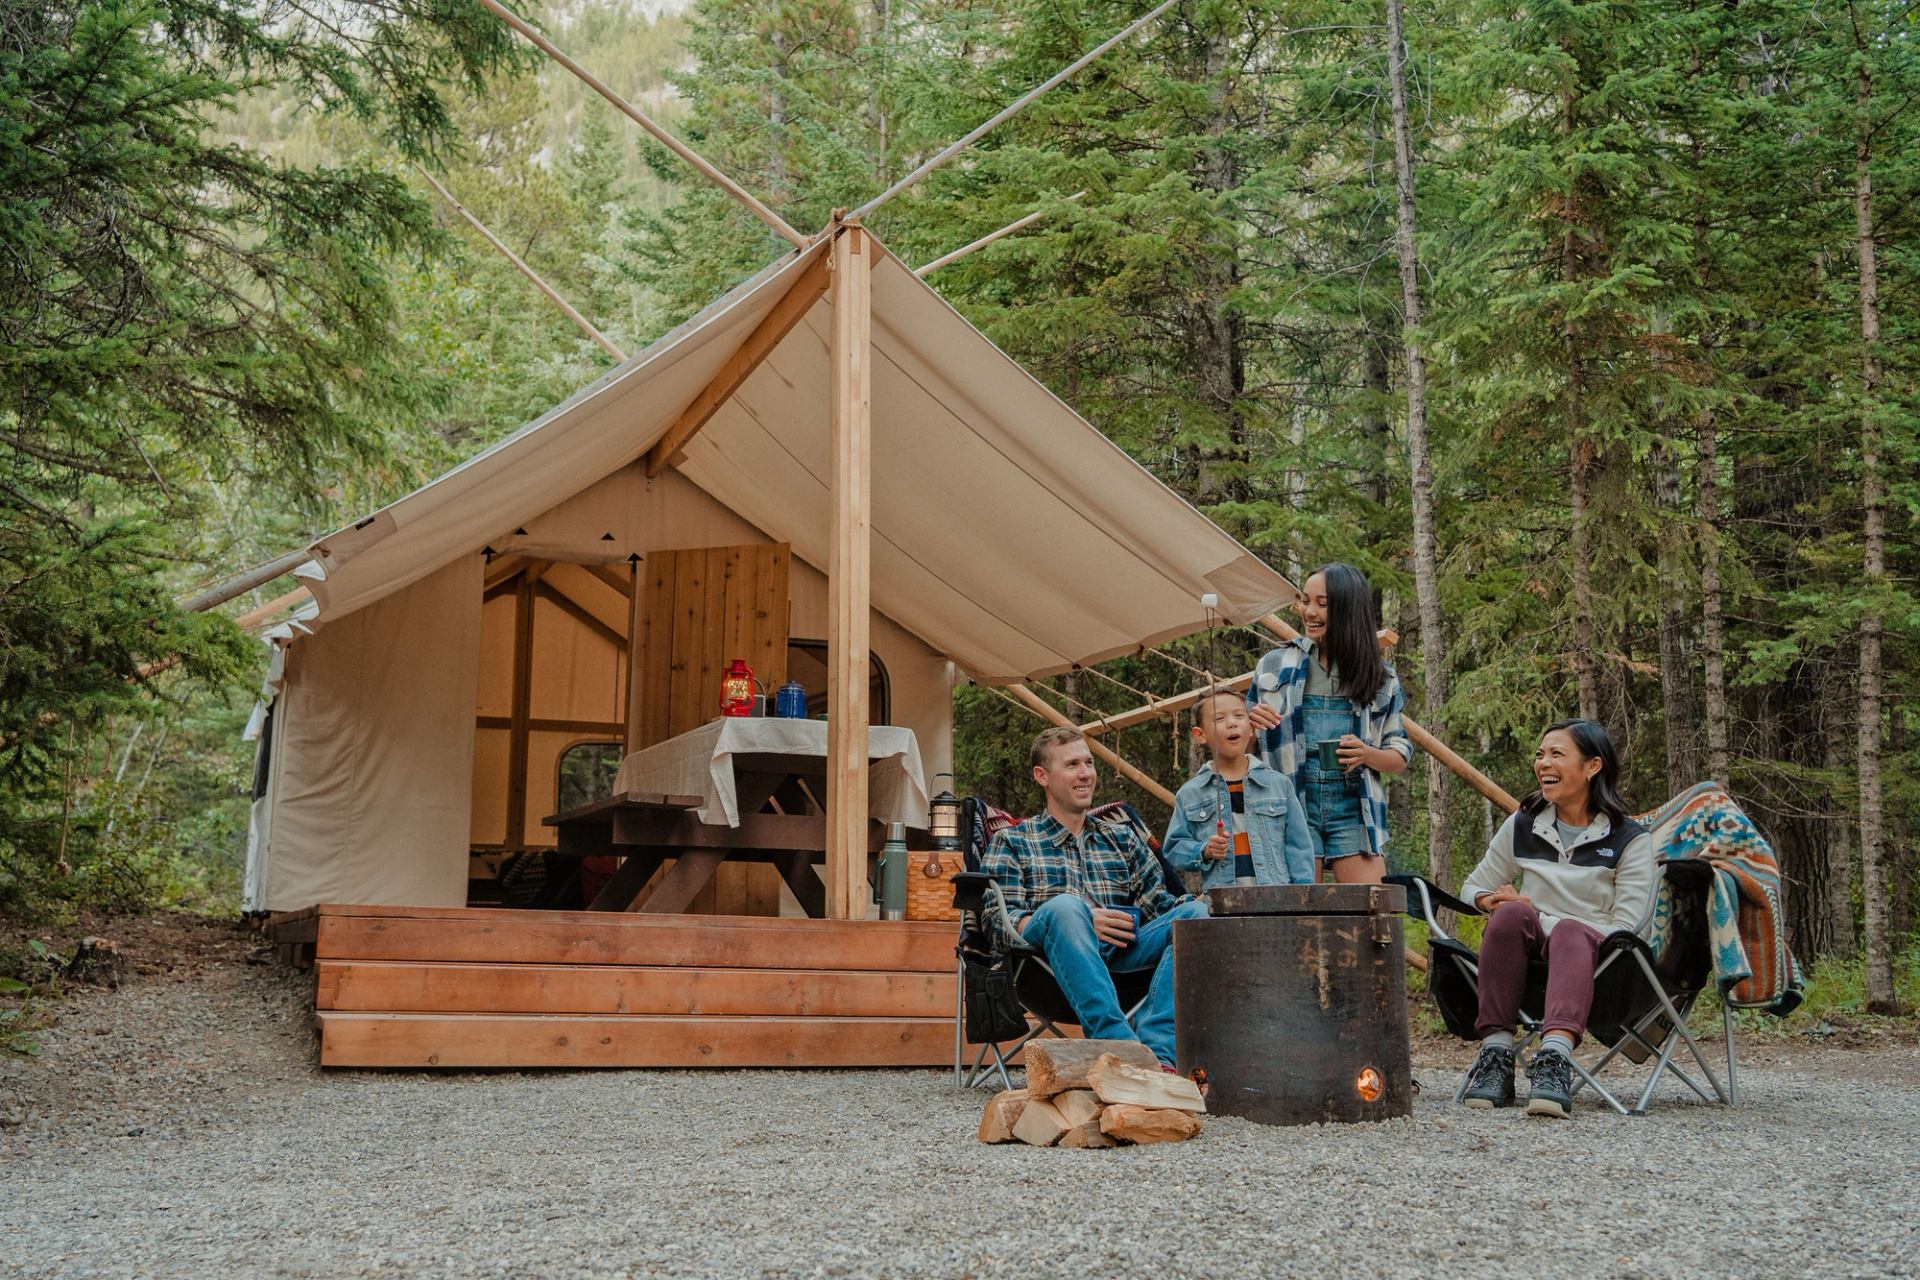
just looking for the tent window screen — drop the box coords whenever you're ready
[556,740,622,812]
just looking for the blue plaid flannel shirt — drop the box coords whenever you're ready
[979,811,1183,948]
[1247,636,1414,859]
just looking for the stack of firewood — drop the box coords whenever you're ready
[977,1040,1206,1148]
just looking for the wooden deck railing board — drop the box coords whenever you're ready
[317,1012,971,1069]
[316,960,954,1018]
[314,913,953,971]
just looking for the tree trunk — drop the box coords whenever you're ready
[1652,435,1696,794]
[1825,698,1855,962]
[1698,408,1731,787]
[1287,396,1308,582]
[1853,62,1896,1012]
[1385,0,1452,891]
[1560,69,1600,724]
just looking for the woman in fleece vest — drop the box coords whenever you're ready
[1457,719,1655,1119]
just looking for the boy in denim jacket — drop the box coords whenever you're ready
[1165,690,1316,888]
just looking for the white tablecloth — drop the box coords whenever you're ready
[612,718,929,830]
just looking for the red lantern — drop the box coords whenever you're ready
[718,657,758,717]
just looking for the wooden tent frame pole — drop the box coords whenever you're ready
[851,0,1178,221]
[1080,671,1255,737]
[645,252,831,475]
[1006,683,1175,808]
[477,0,805,248]
[912,193,1086,278]
[414,164,628,362]
[1254,615,1518,814]
[825,224,874,919]
[178,548,312,613]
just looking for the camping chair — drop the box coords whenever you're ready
[949,798,1186,1089]
[1389,858,1736,1116]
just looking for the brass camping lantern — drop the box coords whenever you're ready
[929,775,962,851]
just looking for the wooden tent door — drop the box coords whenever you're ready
[631,543,790,915]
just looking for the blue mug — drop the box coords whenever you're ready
[773,680,809,719]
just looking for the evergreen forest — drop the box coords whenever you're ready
[2,0,1915,1015]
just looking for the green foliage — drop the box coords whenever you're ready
[0,0,534,922]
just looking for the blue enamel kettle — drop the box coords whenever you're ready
[773,679,809,718]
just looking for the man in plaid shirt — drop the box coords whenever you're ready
[981,726,1207,1066]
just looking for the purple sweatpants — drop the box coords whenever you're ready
[1473,900,1605,1042]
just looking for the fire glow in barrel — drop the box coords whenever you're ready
[1173,883,1413,1126]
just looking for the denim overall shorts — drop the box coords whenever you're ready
[1300,692,1371,861]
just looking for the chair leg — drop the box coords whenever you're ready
[952,956,966,1088]
[1723,1000,1740,1106]
[1631,951,1730,1106]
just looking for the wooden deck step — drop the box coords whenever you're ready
[314,909,955,971]
[317,1012,968,1069]
[316,960,955,1018]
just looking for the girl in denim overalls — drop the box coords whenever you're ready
[1246,563,1413,883]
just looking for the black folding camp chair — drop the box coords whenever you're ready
[950,798,1184,1089]
[1389,859,1737,1116]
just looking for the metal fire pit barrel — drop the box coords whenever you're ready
[1173,883,1412,1126]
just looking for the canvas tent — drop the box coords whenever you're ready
[243,230,1294,914]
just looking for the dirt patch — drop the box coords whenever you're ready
[0,911,319,1139]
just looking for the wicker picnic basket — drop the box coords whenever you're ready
[906,847,962,922]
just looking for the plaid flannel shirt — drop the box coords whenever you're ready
[1247,636,1414,859]
[979,811,1182,948]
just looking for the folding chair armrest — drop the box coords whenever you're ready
[950,871,995,913]
[1595,927,1651,963]
[1383,873,1479,941]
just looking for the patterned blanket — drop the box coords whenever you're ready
[1637,782,1805,1015]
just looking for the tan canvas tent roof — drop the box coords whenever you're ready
[295,232,1292,684]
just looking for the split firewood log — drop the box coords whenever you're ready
[1058,1119,1117,1149]
[1087,1053,1206,1113]
[1011,1096,1072,1147]
[1052,1089,1102,1129]
[978,1088,1029,1144]
[1022,1039,1158,1099]
[1099,1104,1203,1144]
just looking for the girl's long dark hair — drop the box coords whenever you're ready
[1520,719,1632,828]
[1313,562,1391,708]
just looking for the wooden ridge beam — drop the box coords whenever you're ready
[645,252,831,477]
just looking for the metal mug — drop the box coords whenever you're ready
[773,679,809,719]
[1315,739,1345,771]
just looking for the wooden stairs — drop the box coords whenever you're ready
[268,904,972,1069]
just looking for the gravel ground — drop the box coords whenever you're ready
[3,916,1917,1280]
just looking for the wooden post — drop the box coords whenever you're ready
[1005,684,1176,808]
[825,224,873,920]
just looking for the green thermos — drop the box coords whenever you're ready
[875,821,908,920]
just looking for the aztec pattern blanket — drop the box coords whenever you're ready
[1637,781,1804,1015]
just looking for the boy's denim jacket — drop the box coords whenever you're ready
[1163,758,1317,889]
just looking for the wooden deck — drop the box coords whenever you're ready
[268,904,973,1069]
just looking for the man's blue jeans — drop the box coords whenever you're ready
[1019,894,1209,1065]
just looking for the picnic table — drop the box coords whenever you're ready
[544,718,932,915]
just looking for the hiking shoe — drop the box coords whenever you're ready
[1525,1049,1575,1118]
[1461,1044,1515,1109]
